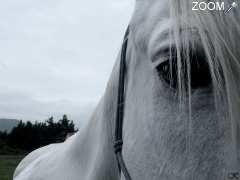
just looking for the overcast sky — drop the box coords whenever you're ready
[0,0,134,127]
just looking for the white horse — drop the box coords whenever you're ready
[14,0,240,180]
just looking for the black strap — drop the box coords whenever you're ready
[114,27,132,180]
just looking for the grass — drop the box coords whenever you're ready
[0,155,25,180]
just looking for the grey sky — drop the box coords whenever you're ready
[0,0,134,127]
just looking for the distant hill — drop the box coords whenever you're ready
[0,119,19,132]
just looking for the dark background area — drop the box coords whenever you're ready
[0,115,78,180]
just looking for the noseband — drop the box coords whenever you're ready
[113,26,132,180]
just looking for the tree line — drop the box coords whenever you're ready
[0,115,78,154]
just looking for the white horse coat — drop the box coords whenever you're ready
[14,0,240,180]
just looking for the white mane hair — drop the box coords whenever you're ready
[13,1,240,180]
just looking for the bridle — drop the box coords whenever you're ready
[114,26,132,180]
[113,26,132,180]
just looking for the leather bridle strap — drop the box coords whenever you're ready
[114,26,132,180]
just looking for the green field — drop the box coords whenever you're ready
[0,155,25,180]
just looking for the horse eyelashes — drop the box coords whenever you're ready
[156,60,178,89]
[156,50,212,90]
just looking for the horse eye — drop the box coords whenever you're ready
[156,60,178,88]
[156,50,212,90]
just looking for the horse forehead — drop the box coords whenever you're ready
[131,1,176,50]
[131,18,197,60]
[131,0,201,61]
[133,0,169,22]
[130,17,172,54]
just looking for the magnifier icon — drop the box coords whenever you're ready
[225,1,238,13]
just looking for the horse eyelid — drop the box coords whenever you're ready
[151,46,177,65]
